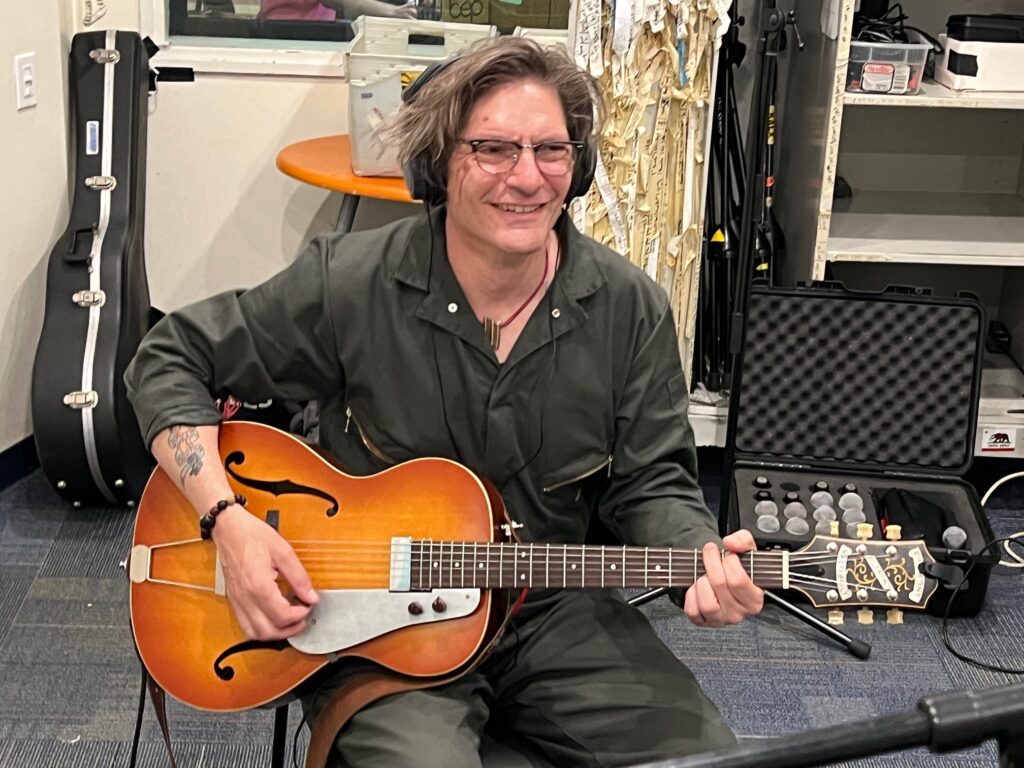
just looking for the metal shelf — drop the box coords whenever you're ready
[844,80,1024,110]
[827,191,1024,266]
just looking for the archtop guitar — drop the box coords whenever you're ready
[128,421,941,712]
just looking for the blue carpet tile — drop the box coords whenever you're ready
[0,459,1022,767]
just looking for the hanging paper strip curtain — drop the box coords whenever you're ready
[569,0,730,382]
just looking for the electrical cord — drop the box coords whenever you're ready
[853,2,943,54]
[938,470,1024,674]
[981,470,1024,567]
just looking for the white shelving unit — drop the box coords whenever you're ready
[775,0,1024,457]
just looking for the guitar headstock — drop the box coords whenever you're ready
[785,535,939,611]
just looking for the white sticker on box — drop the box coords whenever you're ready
[86,121,100,156]
[861,62,895,93]
[981,428,1016,453]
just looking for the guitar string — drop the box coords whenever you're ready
[145,571,898,599]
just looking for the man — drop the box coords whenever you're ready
[126,36,762,768]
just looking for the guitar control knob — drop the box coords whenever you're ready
[432,597,447,613]
[408,602,424,616]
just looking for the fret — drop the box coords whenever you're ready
[693,549,698,587]
[644,547,649,588]
[668,547,672,588]
[499,542,504,588]
[461,542,466,588]
[573,546,583,588]
[749,552,754,585]
[600,547,605,588]
[528,544,534,588]
[431,541,438,590]
[486,541,492,588]
[545,543,550,589]
[448,541,454,589]
[621,546,626,588]
[562,543,567,588]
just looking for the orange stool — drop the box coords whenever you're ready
[276,135,416,233]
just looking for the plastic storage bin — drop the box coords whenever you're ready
[347,17,495,177]
[846,40,930,95]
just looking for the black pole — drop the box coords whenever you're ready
[635,682,1024,768]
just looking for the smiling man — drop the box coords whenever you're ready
[125,36,761,768]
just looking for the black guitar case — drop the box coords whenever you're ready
[32,30,155,507]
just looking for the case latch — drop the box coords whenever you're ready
[72,290,106,307]
[89,48,120,64]
[85,175,117,191]
[63,390,99,409]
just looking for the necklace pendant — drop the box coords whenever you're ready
[482,317,501,350]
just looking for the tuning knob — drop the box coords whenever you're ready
[827,609,844,626]
[885,524,903,541]
[857,608,874,625]
[887,608,904,625]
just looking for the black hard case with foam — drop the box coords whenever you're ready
[32,30,154,507]
[723,281,996,616]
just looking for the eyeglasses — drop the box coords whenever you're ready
[457,139,584,176]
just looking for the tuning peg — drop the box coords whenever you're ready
[830,520,840,537]
[885,524,903,541]
[887,607,904,625]
[827,609,844,626]
[857,608,874,625]
[856,523,873,540]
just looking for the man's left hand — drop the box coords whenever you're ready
[683,530,764,627]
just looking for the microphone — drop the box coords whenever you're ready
[941,525,968,550]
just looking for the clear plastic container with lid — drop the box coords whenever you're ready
[846,40,930,95]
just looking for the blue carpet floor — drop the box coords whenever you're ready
[0,455,1022,767]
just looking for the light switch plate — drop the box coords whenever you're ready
[15,52,37,110]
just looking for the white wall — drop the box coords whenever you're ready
[144,73,353,308]
[2,4,420,454]
[0,2,71,454]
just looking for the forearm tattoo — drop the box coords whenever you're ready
[167,426,205,484]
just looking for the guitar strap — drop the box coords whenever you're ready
[146,673,179,768]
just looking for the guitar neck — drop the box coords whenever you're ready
[401,541,788,591]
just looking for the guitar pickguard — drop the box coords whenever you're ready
[289,589,482,655]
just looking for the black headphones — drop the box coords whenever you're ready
[400,57,598,206]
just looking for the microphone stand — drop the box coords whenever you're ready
[721,0,874,657]
[634,1,869,661]
[634,681,1024,768]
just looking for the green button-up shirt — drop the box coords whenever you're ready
[125,207,719,552]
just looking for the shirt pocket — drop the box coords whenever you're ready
[344,404,399,466]
[541,452,613,496]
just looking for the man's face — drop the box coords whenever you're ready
[445,79,574,260]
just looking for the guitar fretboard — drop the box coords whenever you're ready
[408,542,787,591]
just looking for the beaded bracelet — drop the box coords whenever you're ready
[199,493,247,540]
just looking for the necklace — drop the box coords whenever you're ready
[481,248,550,351]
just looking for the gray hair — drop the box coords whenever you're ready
[379,36,604,179]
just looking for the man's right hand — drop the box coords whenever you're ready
[211,505,319,640]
